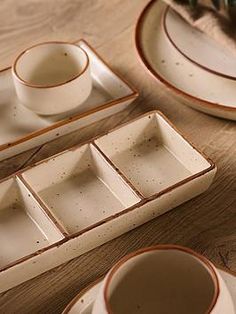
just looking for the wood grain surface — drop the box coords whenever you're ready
[0,0,235,313]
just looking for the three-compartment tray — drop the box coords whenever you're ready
[0,39,138,162]
[0,110,216,293]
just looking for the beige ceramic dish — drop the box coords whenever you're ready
[0,111,216,293]
[93,245,234,314]
[135,0,236,120]
[0,39,138,162]
[63,268,236,314]
[12,42,92,115]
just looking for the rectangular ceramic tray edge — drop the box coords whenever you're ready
[0,110,216,293]
[0,163,215,294]
[0,110,216,186]
[0,39,138,162]
[0,95,137,163]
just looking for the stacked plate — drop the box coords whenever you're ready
[135,0,236,120]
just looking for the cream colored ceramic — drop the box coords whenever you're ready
[164,7,236,80]
[64,279,103,314]
[95,111,214,198]
[64,278,103,314]
[0,177,63,268]
[0,111,216,293]
[12,42,92,115]
[22,143,140,234]
[135,0,236,120]
[63,263,236,314]
[92,245,234,314]
[0,39,138,161]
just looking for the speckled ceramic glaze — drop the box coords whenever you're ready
[12,42,92,115]
[92,246,235,314]
[0,111,216,293]
[135,0,236,120]
[0,39,138,162]
[163,7,236,80]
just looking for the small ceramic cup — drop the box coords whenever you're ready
[92,245,235,314]
[12,41,92,115]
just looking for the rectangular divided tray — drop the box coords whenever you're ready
[0,111,216,293]
[0,39,138,162]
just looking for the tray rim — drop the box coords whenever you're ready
[0,39,138,153]
[0,110,216,275]
[135,0,236,113]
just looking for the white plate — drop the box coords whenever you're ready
[135,0,236,120]
[164,7,236,80]
[63,268,236,314]
[0,40,138,162]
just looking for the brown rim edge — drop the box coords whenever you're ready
[0,93,137,153]
[162,6,236,81]
[0,110,216,274]
[63,259,236,314]
[17,174,69,237]
[0,39,138,153]
[62,276,104,314]
[135,0,236,113]
[163,7,236,81]
[12,41,90,89]
[92,142,145,200]
[104,245,220,314]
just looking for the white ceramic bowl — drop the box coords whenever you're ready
[12,41,92,115]
[92,245,235,314]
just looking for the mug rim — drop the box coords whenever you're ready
[104,244,220,314]
[12,41,90,89]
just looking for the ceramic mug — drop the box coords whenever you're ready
[92,245,235,314]
[12,41,92,115]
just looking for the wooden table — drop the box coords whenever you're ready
[0,1,235,313]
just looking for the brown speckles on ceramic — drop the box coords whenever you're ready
[62,277,103,314]
[135,0,236,120]
[95,112,211,198]
[0,40,138,161]
[0,177,63,268]
[0,111,216,293]
[22,144,141,234]
[164,7,236,81]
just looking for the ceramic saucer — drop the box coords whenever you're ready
[63,277,103,314]
[63,269,236,314]
[163,7,236,80]
[135,0,236,120]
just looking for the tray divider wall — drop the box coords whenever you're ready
[92,142,145,200]
[16,174,69,237]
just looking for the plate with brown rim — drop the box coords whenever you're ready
[163,7,236,81]
[135,0,236,120]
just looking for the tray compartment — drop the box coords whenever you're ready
[21,144,141,234]
[0,177,63,268]
[0,110,216,294]
[95,112,211,197]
